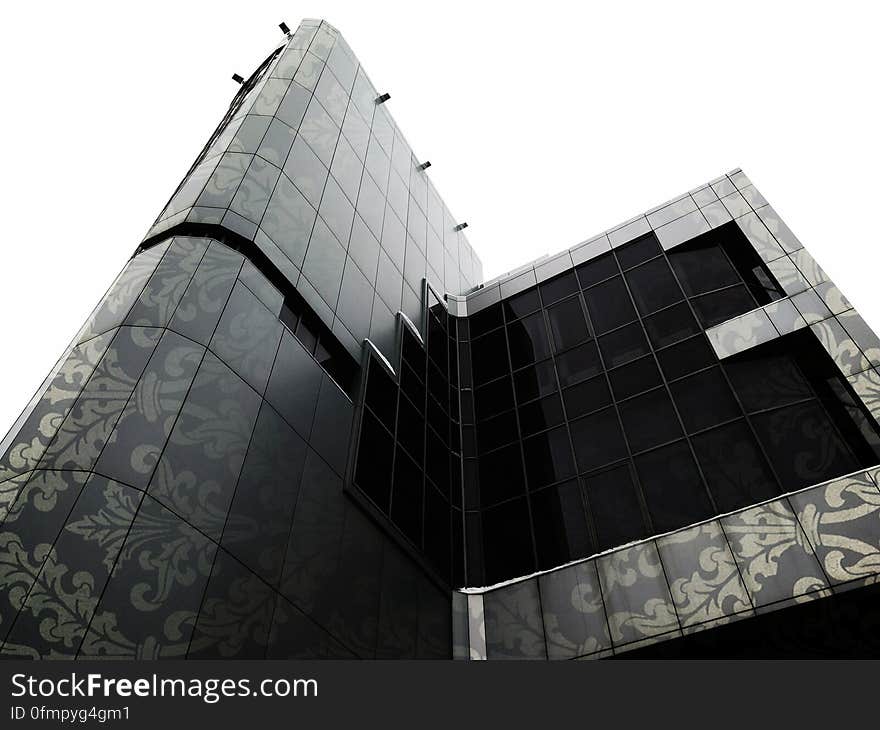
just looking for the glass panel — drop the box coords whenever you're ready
[479,443,525,507]
[556,341,603,387]
[484,579,546,659]
[148,353,261,540]
[576,253,618,289]
[507,312,551,368]
[391,446,424,546]
[625,257,684,316]
[522,427,575,489]
[482,498,534,584]
[477,410,519,453]
[224,403,307,584]
[788,473,880,586]
[80,495,217,658]
[210,282,283,394]
[583,277,636,334]
[609,356,662,401]
[656,521,751,630]
[96,330,204,489]
[518,393,564,436]
[643,302,700,350]
[470,329,508,386]
[562,376,612,418]
[635,440,714,532]
[531,481,592,568]
[539,271,578,306]
[618,387,682,453]
[668,242,740,296]
[615,233,661,269]
[598,322,650,369]
[724,350,813,413]
[721,498,829,608]
[503,287,540,320]
[657,335,716,381]
[585,463,648,551]
[475,376,514,422]
[540,561,610,659]
[691,284,757,328]
[570,407,628,472]
[547,298,590,352]
[513,360,557,403]
[751,400,860,491]
[669,367,741,433]
[597,542,679,646]
[692,420,780,512]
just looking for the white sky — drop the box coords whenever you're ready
[1,1,878,432]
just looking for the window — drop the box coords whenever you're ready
[570,407,628,472]
[615,233,661,270]
[668,241,740,296]
[634,441,714,532]
[692,420,780,512]
[691,284,756,327]
[556,341,603,386]
[618,387,682,453]
[576,252,618,289]
[584,464,647,551]
[598,322,650,368]
[547,297,591,351]
[643,302,700,350]
[625,257,684,316]
[522,427,575,489]
[609,356,662,401]
[583,277,636,333]
[563,376,612,418]
[669,367,740,433]
[507,311,551,368]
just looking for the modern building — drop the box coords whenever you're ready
[2,19,880,660]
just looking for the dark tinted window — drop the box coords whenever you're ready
[518,393,564,436]
[576,253,618,288]
[609,356,662,401]
[531,481,592,569]
[598,322,650,368]
[634,441,714,532]
[618,387,682,453]
[539,271,578,306]
[668,242,740,296]
[570,407,628,472]
[656,335,716,381]
[692,420,780,512]
[563,376,612,418]
[469,302,504,337]
[513,360,557,403]
[669,367,741,433]
[556,341,603,387]
[522,427,576,489]
[482,498,534,584]
[503,287,540,320]
[625,257,684,316]
[585,464,647,551]
[583,277,636,334]
[547,297,591,351]
[475,376,515,422]
[691,284,756,327]
[615,233,661,269]
[470,328,509,385]
[479,443,526,507]
[751,400,859,491]
[643,302,700,349]
[507,312,551,368]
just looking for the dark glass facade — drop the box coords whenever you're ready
[3,18,880,660]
